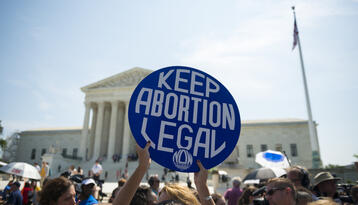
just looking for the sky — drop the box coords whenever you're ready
[0,0,357,166]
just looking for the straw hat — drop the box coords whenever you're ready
[313,172,341,187]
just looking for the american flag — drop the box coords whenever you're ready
[292,19,299,50]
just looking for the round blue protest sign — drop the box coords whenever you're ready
[128,66,241,172]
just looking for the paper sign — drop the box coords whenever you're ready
[128,66,241,172]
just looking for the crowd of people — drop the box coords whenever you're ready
[1,143,358,205]
[221,166,358,205]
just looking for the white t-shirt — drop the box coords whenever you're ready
[91,163,103,174]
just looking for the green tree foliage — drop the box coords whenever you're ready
[0,120,3,135]
[0,139,6,151]
[324,164,344,169]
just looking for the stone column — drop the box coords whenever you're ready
[79,102,91,160]
[88,105,98,160]
[93,101,105,161]
[107,100,119,160]
[121,101,130,161]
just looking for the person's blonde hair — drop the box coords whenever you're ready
[160,183,200,205]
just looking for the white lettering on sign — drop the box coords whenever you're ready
[174,69,190,93]
[190,71,205,96]
[158,120,175,153]
[140,118,227,159]
[157,69,220,97]
[135,68,236,159]
[135,88,235,129]
[177,124,193,150]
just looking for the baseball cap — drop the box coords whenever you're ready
[82,178,96,186]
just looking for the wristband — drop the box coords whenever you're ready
[205,195,213,201]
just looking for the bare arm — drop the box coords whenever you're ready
[112,142,151,205]
[194,160,215,205]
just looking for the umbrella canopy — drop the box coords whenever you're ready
[255,150,290,168]
[243,167,286,184]
[0,161,8,166]
[0,162,41,180]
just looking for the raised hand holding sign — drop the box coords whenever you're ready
[128,66,241,172]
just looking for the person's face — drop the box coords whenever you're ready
[55,185,76,205]
[317,180,337,197]
[287,171,301,187]
[82,184,95,197]
[265,185,290,205]
[152,177,160,190]
[158,190,171,202]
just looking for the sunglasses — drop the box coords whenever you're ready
[266,187,286,196]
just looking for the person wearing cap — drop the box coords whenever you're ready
[312,171,341,203]
[79,178,98,205]
[6,181,22,205]
[224,177,243,205]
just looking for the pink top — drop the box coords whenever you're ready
[224,187,243,205]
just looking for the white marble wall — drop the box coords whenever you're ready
[225,120,315,168]
[16,129,82,163]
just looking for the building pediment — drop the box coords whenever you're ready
[81,67,153,92]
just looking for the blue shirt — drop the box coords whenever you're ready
[7,190,22,205]
[79,195,98,205]
[2,185,10,200]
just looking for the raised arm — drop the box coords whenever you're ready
[194,160,215,205]
[112,142,151,205]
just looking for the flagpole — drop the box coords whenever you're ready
[292,6,322,168]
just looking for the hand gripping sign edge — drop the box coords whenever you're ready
[128,66,241,172]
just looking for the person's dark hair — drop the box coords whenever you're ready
[130,186,150,205]
[288,166,310,188]
[351,185,358,202]
[39,177,73,205]
[148,175,159,187]
[7,180,14,186]
[118,178,126,187]
[238,186,257,205]
[24,181,31,188]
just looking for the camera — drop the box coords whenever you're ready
[252,186,269,205]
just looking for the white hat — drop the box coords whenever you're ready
[82,178,96,186]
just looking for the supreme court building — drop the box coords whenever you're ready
[12,67,322,181]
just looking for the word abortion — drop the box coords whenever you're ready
[135,88,236,130]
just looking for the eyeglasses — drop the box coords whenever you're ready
[266,187,286,196]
